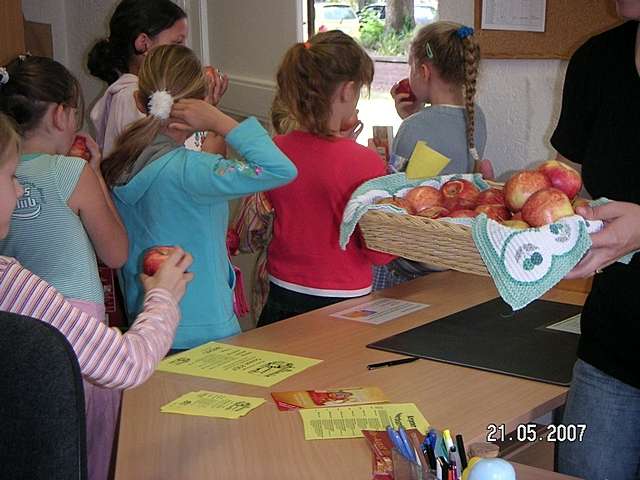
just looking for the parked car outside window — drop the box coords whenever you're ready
[314,3,360,38]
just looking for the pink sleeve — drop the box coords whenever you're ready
[102,89,145,157]
[0,257,179,389]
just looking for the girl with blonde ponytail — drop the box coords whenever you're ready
[375,21,491,290]
[104,44,296,350]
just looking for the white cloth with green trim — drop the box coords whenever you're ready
[340,174,636,310]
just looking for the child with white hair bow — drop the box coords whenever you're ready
[102,44,297,350]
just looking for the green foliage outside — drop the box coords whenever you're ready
[359,11,414,57]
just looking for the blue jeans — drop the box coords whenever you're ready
[557,359,640,480]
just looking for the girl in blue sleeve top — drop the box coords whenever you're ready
[101,45,297,349]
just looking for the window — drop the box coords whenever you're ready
[304,1,440,146]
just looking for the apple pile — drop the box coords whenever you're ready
[142,246,177,276]
[374,160,584,228]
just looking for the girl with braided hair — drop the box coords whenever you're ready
[391,21,488,175]
[257,30,394,327]
[374,22,491,290]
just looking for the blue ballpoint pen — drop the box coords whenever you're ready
[398,425,417,463]
[387,425,412,460]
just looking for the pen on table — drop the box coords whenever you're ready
[455,434,468,470]
[367,356,419,370]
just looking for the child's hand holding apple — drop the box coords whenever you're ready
[69,133,102,172]
[141,246,194,302]
[391,78,422,119]
[204,66,229,106]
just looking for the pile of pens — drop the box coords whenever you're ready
[385,426,468,480]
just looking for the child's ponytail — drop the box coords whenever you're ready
[410,22,481,163]
[87,0,187,85]
[461,32,481,162]
[101,116,163,186]
[275,31,373,137]
[101,44,206,186]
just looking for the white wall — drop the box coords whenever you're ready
[206,0,300,121]
[22,0,119,129]
[438,1,568,178]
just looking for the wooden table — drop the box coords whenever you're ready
[115,271,585,479]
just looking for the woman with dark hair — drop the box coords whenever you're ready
[88,0,190,156]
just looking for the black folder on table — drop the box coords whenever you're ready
[367,298,582,386]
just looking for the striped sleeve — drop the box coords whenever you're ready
[0,256,180,389]
[52,155,86,203]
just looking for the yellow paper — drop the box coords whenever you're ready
[157,341,322,387]
[160,390,265,419]
[299,403,429,440]
[405,141,450,179]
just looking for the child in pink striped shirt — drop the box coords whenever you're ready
[0,112,193,478]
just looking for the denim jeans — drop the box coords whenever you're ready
[557,359,640,480]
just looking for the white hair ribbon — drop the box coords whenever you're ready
[148,90,174,120]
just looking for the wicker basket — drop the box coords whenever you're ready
[359,181,504,276]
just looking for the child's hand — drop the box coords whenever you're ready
[390,83,422,119]
[204,67,229,106]
[140,246,194,303]
[169,99,238,137]
[71,132,102,171]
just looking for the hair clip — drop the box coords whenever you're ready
[303,42,311,49]
[0,67,9,85]
[148,90,174,120]
[425,42,434,59]
[456,26,474,39]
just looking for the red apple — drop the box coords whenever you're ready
[404,186,443,214]
[476,188,505,206]
[503,170,551,213]
[376,196,414,214]
[502,219,530,229]
[393,78,417,102]
[440,179,480,212]
[416,206,449,219]
[204,66,218,81]
[142,246,176,276]
[475,204,512,222]
[521,188,574,227]
[537,160,582,200]
[447,209,478,218]
[68,136,91,161]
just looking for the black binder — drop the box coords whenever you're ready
[367,297,582,386]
